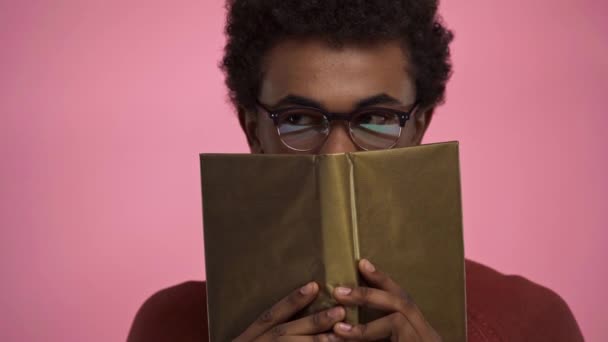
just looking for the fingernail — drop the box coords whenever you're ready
[337,322,353,331]
[327,306,344,319]
[328,333,342,341]
[335,287,352,296]
[300,282,315,295]
[362,259,376,272]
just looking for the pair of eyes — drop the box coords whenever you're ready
[282,109,397,126]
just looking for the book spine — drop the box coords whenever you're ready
[313,154,360,324]
[346,153,360,262]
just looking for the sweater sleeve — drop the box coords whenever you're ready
[465,260,584,342]
[521,279,584,342]
[127,281,209,342]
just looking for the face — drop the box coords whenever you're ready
[241,38,433,155]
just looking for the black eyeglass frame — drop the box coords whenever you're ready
[256,99,419,151]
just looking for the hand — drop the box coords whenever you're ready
[331,259,442,341]
[234,282,346,342]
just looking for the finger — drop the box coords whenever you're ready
[358,258,403,296]
[358,260,440,340]
[333,285,430,339]
[333,312,419,341]
[260,306,345,338]
[334,286,402,312]
[234,282,319,342]
[270,334,343,342]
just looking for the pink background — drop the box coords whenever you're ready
[1,0,606,341]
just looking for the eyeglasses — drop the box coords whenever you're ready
[256,100,418,151]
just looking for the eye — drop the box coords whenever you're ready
[286,114,311,125]
[282,110,324,126]
[358,112,393,125]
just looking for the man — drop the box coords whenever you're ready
[128,0,583,341]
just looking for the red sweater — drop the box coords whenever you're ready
[128,260,584,341]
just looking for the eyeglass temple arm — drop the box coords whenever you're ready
[256,100,281,124]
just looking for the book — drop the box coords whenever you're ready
[200,141,466,341]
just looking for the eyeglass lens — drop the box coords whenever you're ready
[277,109,402,151]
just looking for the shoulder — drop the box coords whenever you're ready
[127,281,208,342]
[465,259,583,342]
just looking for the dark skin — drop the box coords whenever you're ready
[235,38,440,341]
[242,39,431,155]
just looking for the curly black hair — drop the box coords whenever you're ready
[221,0,453,114]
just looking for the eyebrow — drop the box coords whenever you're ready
[272,93,404,111]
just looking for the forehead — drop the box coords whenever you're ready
[259,39,415,111]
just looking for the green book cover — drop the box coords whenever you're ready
[200,141,466,341]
